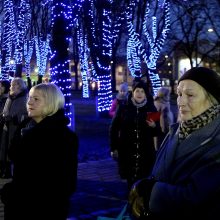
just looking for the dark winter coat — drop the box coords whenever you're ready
[1,109,78,220]
[0,90,28,162]
[0,94,8,115]
[109,99,160,185]
[148,115,220,219]
[0,94,8,136]
[109,93,128,118]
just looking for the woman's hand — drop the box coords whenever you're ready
[110,150,118,161]
[129,184,145,218]
[146,119,156,128]
[128,178,155,218]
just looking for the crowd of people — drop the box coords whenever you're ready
[0,66,220,219]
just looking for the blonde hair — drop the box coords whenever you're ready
[30,83,65,116]
[206,90,218,106]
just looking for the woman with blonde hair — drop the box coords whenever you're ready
[1,83,78,220]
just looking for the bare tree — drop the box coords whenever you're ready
[163,0,220,71]
[126,0,170,95]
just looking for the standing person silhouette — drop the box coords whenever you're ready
[153,87,174,150]
[109,82,129,118]
[1,83,78,220]
[129,67,220,219]
[109,81,160,190]
[0,78,28,178]
[0,80,10,134]
[0,80,10,115]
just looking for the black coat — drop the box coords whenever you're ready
[1,109,78,220]
[109,100,160,185]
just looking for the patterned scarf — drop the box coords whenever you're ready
[179,105,220,141]
[131,97,147,108]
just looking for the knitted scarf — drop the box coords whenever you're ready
[131,97,147,108]
[179,104,220,141]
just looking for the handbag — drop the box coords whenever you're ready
[97,203,132,220]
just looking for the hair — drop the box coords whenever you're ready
[155,87,171,102]
[208,94,218,106]
[119,82,128,92]
[30,83,65,116]
[203,87,219,106]
[132,81,148,96]
[11,77,27,91]
[0,80,10,94]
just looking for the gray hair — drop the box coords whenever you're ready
[12,77,27,91]
[207,92,219,106]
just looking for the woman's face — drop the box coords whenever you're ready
[118,88,128,98]
[10,81,21,96]
[27,89,46,123]
[133,88,146,103]
[177,80,212,121]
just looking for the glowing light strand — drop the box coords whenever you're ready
[84,0,113,112]
[50,1,73,127]
[23,38,34,78]
[143,0,170,95]
[77,26,90,98]
[35,35,51,76]
[97,2,113,112]
[1,0,15,79]
[14,0,31,65]
[126,1,147,77]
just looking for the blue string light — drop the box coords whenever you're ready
[126,0,170,96]
[0,0,15,79]
[23,38,34,78]
[80,0,113,112]
[35,35,51,76]
[143,0,170,95]
[50,1,73,126]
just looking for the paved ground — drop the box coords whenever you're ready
[68,159,128,220]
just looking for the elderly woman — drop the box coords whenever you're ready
[0,77,28,178]
[1,83,78,220]
[129,67,220,219]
